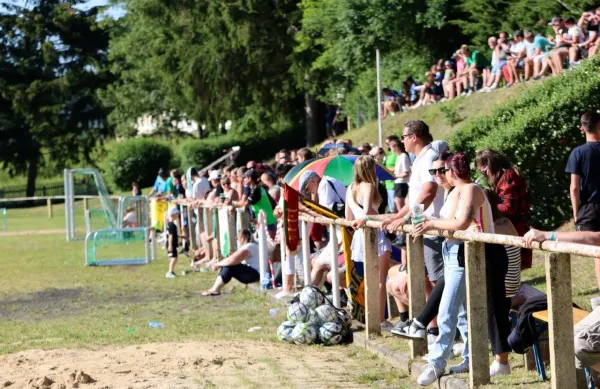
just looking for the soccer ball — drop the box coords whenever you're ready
[337,309,353,328]
[292,323,318,345]
[287,302,309,323]
[319,321,344,346]
[315,304,337,325]
[306,309,320,326]
[277,321,296,343]
[299,286,324,310]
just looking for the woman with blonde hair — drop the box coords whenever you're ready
[346,155,392,328]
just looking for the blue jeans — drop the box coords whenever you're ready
[428,241,469,369]
[386,189,396,213]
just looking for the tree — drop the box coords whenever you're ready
[103,0,305,139]
[0,1,113,196]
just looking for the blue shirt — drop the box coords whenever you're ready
[534,36,551,53]
[153,176,168,194]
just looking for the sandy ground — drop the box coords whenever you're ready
[0,341,374,389]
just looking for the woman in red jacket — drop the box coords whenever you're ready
[476,148,532,269]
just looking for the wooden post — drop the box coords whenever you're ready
[407,235,427,358]
[465,241,489,387]
[187,206,197,250]
[546,252,576,389]
[238,209,249,231]
[47,198,53,219]
[362,227,381,339]
[212,208,221,260]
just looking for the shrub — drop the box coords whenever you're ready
[449,56,600,229]
[106,138,174,191]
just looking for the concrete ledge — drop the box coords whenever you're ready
[247,283,469,389]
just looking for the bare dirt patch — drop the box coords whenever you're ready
[0,341,375,389]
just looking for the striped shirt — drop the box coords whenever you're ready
[504,245,522,297]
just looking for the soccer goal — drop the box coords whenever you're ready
[64,168,118,242]
[85,227,156,266]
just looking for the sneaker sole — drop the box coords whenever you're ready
[390,330,426,340]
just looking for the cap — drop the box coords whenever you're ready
[548,16,562,25]
[524,29,533,38]
[158,168,167,177]
[444,60,453,65]
[299,170,319,193]
[208,170,221,181]
[242,169,257,180]
[514,30,524,38]
[168,206,180,217]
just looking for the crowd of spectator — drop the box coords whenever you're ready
[381,10,600,116]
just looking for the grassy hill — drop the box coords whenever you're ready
[332,81,539,147]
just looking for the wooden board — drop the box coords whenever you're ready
[532,308,589,325]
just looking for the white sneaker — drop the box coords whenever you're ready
[466,89,474,96]
[165,271,176,279]
[417,364,445,386]
[427,333,437,345]
[393,319,427,340]
[489,360,511,377]
[460,91,468,97]
[453,342,465,357]
[477,87,488,93]
[275,290,293,300]
[449,360,469,374]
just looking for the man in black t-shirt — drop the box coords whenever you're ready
[566,110,600,231]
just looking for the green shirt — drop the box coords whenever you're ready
[165,177,175,196]
[383,153,397,190]
[466,51,490,70]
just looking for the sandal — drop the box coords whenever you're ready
[201,290,221,296]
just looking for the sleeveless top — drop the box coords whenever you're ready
[455,184,495,233]
[346,183,380,218]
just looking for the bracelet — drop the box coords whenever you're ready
[550,231,556,241]
[404,215,411,223]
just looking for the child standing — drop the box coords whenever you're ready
[166,206,179,279]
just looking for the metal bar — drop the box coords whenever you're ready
[301,221,311,286]
[465,241,490,387]
[257,211,268,288]
[330,224,341,308]
[546,252,576,389]
[376,48,383,147]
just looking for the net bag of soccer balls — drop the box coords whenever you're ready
[277,286,352,346]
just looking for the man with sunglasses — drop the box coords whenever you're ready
[382,121,446,320]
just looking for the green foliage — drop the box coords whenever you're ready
[0,1,113,195]
[105,138,173,191]
[440,105,463,126]
[449,56,600,229]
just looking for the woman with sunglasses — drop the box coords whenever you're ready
[388,152,456,340]
[411,152,495,385]
[475,148,531,269]
[218,177,239,206]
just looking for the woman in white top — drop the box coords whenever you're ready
[346,155,392,326]
[201,229,260,296]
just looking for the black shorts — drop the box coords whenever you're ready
[576,203,600,232]
[393,183,409,199]
[168,251,178,259]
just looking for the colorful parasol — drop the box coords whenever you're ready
[283,155,395,190]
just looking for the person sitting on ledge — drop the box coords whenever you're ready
[201,228,260,296]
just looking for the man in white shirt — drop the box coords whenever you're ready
[382,120,445,284]
[190,168,210,202]
[298,170,347,288]
[565,16,585,64]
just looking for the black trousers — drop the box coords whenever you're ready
[220,264,260,285]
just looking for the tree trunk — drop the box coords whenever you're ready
[305,92,319,147]
[26,153,39,198]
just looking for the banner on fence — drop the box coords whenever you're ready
[150,199,167,231]
[283,184,299,254]
[218,208,232,257]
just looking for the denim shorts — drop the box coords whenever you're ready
[491,61,506,74]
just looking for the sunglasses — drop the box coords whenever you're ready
[429,167,448,176]
[401,133,415,140]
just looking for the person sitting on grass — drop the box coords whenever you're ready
[201,229,260,296]
[165,206,180,279]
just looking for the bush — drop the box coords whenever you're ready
[106,138,174,191]
[449,56,600,229]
